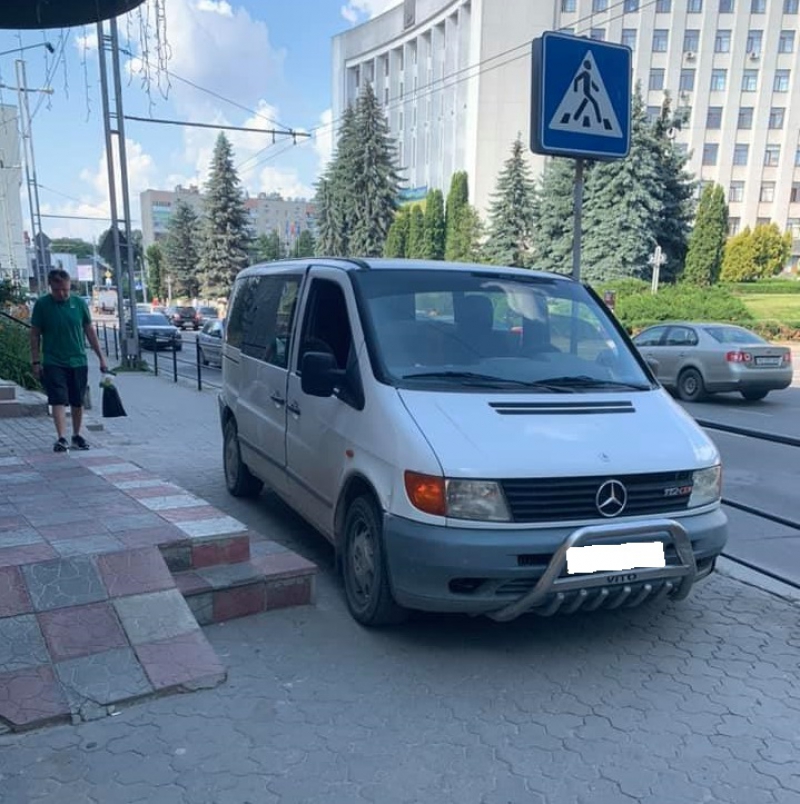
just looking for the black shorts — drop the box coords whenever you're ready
[41,365,89,408]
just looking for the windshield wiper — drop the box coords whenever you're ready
[529,375,652,391]
[401,371,563,389]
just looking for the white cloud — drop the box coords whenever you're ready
[74,29,98,53]
[256,165,314,200]
[341,0,402,23]
[196,0,233,16]
[312,109,334,172]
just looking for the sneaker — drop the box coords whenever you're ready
[71,434,90,451]
[53,437,69,453]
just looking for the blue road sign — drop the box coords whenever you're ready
[531,32,632,160]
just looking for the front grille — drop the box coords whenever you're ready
[500,471,693,523]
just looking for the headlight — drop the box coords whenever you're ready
[404,472,511,521]
[689,465,722,508]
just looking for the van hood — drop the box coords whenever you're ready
[397,388,718,478]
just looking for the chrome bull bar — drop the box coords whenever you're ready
[487,519,696,623]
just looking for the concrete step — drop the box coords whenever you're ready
[160,531,252,572]
[173,540,316,626]
[0,380,16,401]
[0,385,48,418]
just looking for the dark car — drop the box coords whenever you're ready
[197,305,219,326]
[165,305,200,330]
[131,313,183,351]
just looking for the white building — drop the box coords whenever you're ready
[0,104,28,287]
[332,0,800,259]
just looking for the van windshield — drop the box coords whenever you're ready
[353,269,653,392]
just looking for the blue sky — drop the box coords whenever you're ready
[0,0,402,241]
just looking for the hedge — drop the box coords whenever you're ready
[0,319,41,391]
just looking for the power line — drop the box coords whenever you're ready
[124,114,309,138]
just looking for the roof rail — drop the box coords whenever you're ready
[314,256,371,271]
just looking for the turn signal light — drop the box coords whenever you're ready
[404,471,446,517]
[783,352,792,365]
[726,351,751,363]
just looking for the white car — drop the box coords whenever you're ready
[218,259,728,626]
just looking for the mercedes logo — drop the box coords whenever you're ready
[596,479,628,517]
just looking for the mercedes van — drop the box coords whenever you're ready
[218,259,727,626]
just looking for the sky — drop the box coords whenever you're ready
[0,0,404,241]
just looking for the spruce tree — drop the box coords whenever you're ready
[423,189,446,260]
[314,176,341,256]
[384,206,410,257]
[445,171,469,261]
[683,184,728,286]
[199,133,252,299]
[349,84,403,256]
[163,199,201,299]
[325,105,360,255]
[292,229,316,258]
[407,205,426,259]
[254,230,284,262]
[483,136,536,267]
[530,157,580,274]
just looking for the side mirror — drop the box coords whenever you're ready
[301,351,345,398]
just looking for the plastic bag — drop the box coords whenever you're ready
[100,376,127,418]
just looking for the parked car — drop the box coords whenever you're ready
[165,305,200,330]
[218,258,727,627]
[136,303,151,314]
[198,318,223,366]
[131,313,182,351]
[197,305,219,325]
[632,322,793,402]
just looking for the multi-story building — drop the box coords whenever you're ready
[139,186,316,251]
[332,0,800,261]
[0,104,29,287]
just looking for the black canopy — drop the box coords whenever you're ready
[1,1,146,29]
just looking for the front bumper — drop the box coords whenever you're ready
[383,508,727,620]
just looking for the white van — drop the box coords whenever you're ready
[218,259,727,626]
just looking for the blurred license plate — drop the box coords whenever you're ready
[755,357,781,366]
[566,542,665,575]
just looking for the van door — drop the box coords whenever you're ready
[284,270,363,538]
[235,272,303,494]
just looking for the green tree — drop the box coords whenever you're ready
[349,83,402,256]
[145,243,165,300]
[445,171,469,261]
[292,229,316,258]
[314,176,340,256]
[531,156,579,274]
[255,230,284,262]
[423,188,446,260]
[384,206,411,257]
[683,183,728,286]
[720,227,754,282]
[163,199,201,299]
[722,223,792,281]
[449,205,484,263]
[407,205,426,259]
[49,238,94,259]
[199,132,252,299]
[483,135,537,267]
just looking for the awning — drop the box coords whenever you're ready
[0,0,147,30]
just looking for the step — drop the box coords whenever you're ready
[159,531,252,572]
[0,399,21,418]
[0,380,16,401]
[173,539,316,626]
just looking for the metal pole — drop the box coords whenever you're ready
[96,21,128,365]
[196,335,202,391]
[172,341,178,383]
[571,158,584,282]
[109,18,140,359]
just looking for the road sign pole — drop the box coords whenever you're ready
[572,158,584,282]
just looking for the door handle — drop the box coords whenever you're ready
[287,401,301,417]
[270,392,285,406]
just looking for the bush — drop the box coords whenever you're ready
[614,283,753,332]
[0,319,41,391]
[592,277,651,298]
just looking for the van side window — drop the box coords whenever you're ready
[298,278,353,371]
[225,277,254,349]
[240,275,301,367]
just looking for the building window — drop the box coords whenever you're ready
[738,106,753,128]
[757,217,771,227]
[590,28,606,41]
[791,183,800,203]
[774,70,791,91]
[680,69,696,91]
[561,0,576,10]
[384,87,389,104]
[729,182,745,203]
[592,0,608,10]
[706,106,723,128]
[788,218,800,238]
[656,0,672,9]
[703,143,719,165]
[795,147,800,166]
[769,107,785,129]
[621,29,637,50]
[687,0,702,10]
[649,68,665,91]
[653,30,669,51]
[765,145,781,166]
[779,31,796,53]
[719,0,734,11]
[747,30,763,54]
[646,105,661,123]
[715,30,731,52]
[761,183,776,202]
[684,29,700,51]
[710,69,727,91]
[742,70,758,91]
[729,218,741,235]
[785,0,799,12]
[624,0,640,9]
[733,144,749,165]
[751,0,766,10]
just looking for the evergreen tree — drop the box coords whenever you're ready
[163,199,201,299]
[530,156,580,274]
[313,176,340,256]
[292,229,316,258]
[254,230,284,262]
[721,223,792,281]
[449,205,484,263]
[349,84,403,256]
[407,205,426,259]
[384,206,410,257]
[483,136,537,267]
[720,227,754,282]
[683,184,728,286]
[199,133,252,299]
[145,243,165,300]
[445,171,469,261]
[322,105,360,256]
[423,188,446,260]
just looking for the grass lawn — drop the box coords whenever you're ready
[739,294,800,324]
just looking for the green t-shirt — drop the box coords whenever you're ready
[30,294,91,368]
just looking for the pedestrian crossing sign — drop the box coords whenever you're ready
[530,32,631,160]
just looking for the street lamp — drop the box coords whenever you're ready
[0,42,54,58]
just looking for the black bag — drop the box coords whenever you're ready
[101,381,127,418]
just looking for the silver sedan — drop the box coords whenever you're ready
[198,319,224,367]
[632,321,793,402]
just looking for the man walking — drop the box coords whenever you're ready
[30,268,108,452]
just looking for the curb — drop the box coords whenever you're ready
[716,556,800,606]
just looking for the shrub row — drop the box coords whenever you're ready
[0,320,41,392]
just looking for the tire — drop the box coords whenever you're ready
[223,419,263,498]
[741,389,769,401]
[342,495,407,627]
[677,367,706,402]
